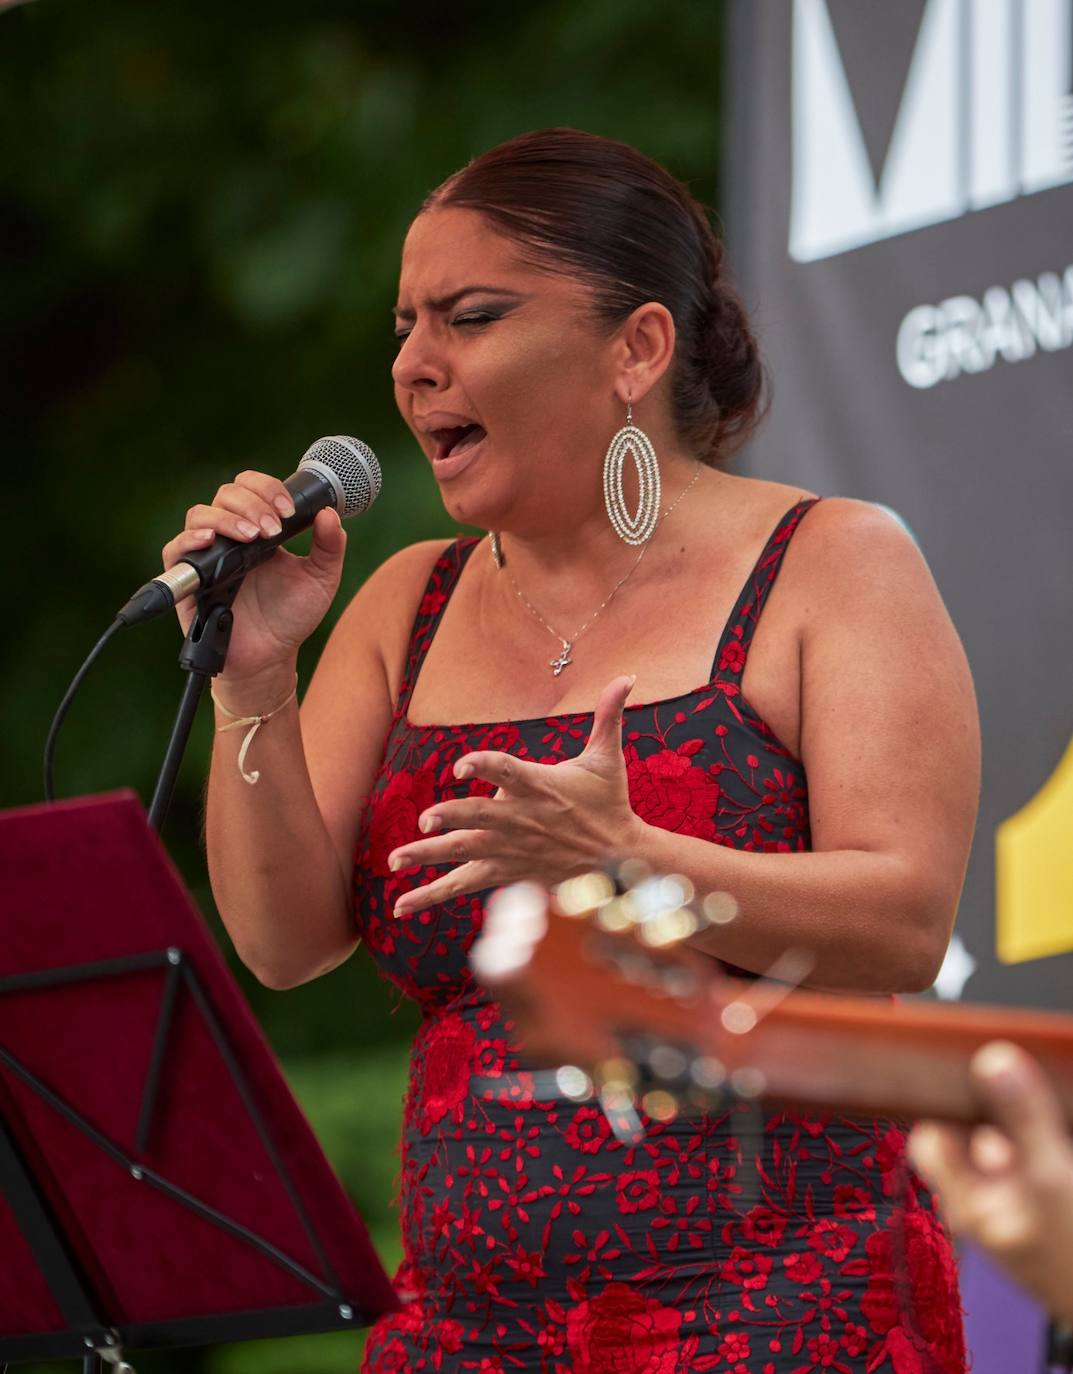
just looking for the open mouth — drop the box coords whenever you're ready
[431,424,487,461]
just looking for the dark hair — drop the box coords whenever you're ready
[424,128,768,466]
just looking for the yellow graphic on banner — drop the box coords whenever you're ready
[996,732,1073,963]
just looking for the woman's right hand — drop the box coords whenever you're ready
[161,469,348,694]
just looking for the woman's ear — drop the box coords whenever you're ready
[614,302,676,406]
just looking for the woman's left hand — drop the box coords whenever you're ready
[388,674,642,917]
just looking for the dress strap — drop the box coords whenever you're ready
[393,536,483,719]
[710,497,821,683]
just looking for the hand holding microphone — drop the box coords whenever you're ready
[46,435,381,812]
[143,436,380,692]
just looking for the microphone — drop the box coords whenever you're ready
[116,435,381,627]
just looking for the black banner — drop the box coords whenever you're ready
[725,0,1073,1014]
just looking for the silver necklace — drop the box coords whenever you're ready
[501,465,702,676]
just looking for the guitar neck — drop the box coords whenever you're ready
[475,885,1073,1128]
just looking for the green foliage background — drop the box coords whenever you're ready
[0,2,726,1368]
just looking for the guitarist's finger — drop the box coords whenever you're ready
[908,1121,976,1223]
[969,1042,1069,1177]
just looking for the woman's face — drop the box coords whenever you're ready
[392,207,621,533]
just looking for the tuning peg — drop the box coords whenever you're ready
[701,890,740,926]
[640,1089,680,1123]
[470,882,549,982]
[616,857,653,890]
[594,1055,640,1095]
[594,898,637,933]
[636,905,699,948]
[555,1065,595,1101]
[556,871,616,916]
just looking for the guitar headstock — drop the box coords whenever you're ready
[470,867,798,1134]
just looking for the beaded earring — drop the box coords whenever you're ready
[602,396,661,545]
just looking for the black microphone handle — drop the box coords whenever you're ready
[176,466,336,592]
[116,467,337,627]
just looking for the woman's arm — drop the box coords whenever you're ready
[632,500,981,991]
[209,540,448,989]
[167,466,448,990]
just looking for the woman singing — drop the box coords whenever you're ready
[164,130,980,1372]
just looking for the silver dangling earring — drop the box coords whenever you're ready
[602,396,661,545]
[489,532,504,569]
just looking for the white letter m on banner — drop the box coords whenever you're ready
[789,0,1073,264]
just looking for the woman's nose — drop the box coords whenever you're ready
[392,327,448,392]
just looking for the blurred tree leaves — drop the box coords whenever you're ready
[1,0,724,1367]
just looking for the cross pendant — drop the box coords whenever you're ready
[550,641,572,676]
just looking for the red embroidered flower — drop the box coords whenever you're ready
[419,588,447,617]
[718,639,746,673]
[833,1184,876,1222]
[624,747,720,837]
[875,1125,908,1191]
[720,1247,773,1290]
[366,768,437,875]
[806,1218,858,1262]
[437,1318,464,1354]
[718,1332,750,1364]
[367,1300,426,1370]
[564,1105,613,1155]
[616,1170,661,1214]
[371,1338,410,1373]
[806,1332,843,1368]
[740,1205,787,1248]
[415,1014,476,1131]
[861,1210,964,1373]
[842,1323,868,1358]
[782,1251,823,1284]
[474,721,523,754]
[505,1247,545,1286]
[474,1037,507,1078]
[565,1282,684,1373]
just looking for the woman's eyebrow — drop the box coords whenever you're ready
[392,286,526,321]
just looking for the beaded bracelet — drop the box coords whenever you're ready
[210,677,298,785]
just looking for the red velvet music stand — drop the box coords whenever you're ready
[0,791,398,1371]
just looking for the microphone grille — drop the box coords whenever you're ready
[299,435,382,518]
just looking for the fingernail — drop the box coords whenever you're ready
[388,854,403,872]
[193,528,214,540]
[972,1041,1023,1089]
[627,674,637,688]
[419,814,442,833]
[454,763,472,780]
[393,904,407,919]
[261,516,283,537]
[274,495,296,518]
[237,520,259,538]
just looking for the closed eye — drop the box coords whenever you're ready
[392,312,497,342]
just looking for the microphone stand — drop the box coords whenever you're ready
[148,579,242,834]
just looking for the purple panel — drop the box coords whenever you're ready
[960,1240,1046,1374]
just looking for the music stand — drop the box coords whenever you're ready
[0,791,398,1370]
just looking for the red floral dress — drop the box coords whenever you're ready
[353,500,966,1374]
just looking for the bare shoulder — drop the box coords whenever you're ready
[795,494,918,548]
[785,496,938,610]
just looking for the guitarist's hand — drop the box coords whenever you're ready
[909,1041,1073,1325]
[386,675,642,919]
